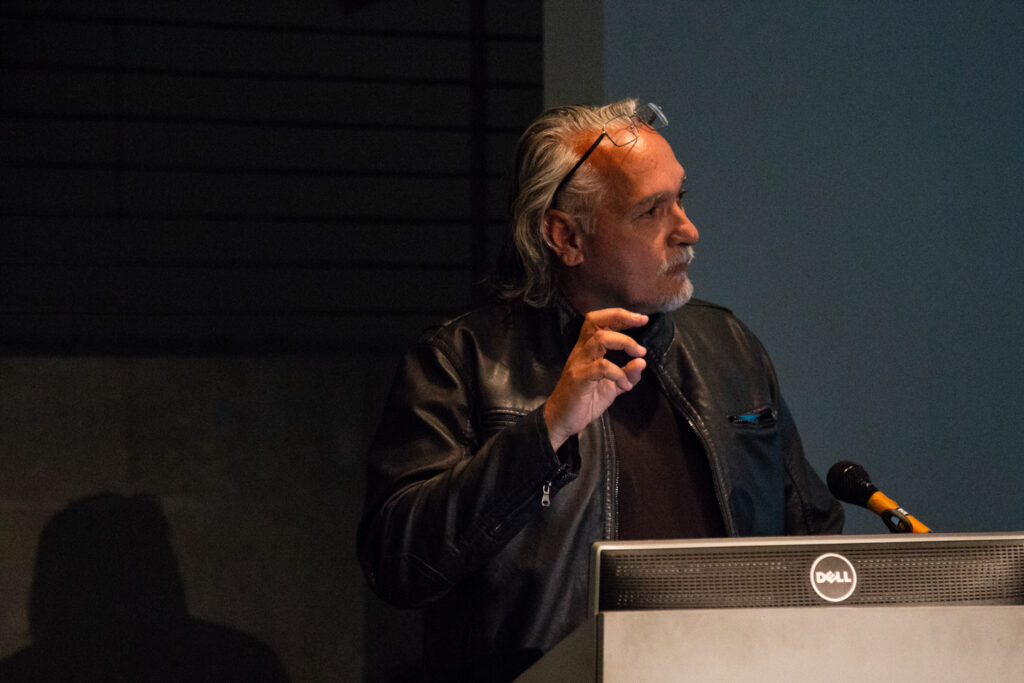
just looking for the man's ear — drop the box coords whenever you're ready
[543,209,584,266]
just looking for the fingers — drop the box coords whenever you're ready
[581,308,649,334]
[610,358,646,392]
[577,308,650,360]
[622,357,646,386]
[582,357,647,393]
[580,328,647,360]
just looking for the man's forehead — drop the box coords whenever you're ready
[590,131,684,195]
[564,126,605,158]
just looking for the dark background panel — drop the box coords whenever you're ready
[0,2,541,682]
[0,0,538,354]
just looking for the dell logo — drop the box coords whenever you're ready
[810,553,857,602]
[815,570,854,584]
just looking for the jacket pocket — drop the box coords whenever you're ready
[727,405,778,430]
[723,405,785,535]
[477,408,528,442]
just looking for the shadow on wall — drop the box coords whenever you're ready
[0,493,289,683]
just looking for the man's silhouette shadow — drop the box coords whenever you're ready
[0,493,289,682]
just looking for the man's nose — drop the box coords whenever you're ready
[673,206,699,245]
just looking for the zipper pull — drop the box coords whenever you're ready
[541,481,552,507]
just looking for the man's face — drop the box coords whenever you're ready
[562,129,699,315]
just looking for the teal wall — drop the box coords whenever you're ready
[603,1,1024,533]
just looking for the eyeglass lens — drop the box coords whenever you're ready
[604,103,669,147]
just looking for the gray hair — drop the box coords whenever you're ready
[492,98,639,307]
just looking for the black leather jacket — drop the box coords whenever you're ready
[357,297,843,678]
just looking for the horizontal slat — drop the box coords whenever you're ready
[5,24,538,84]
[0,68,537,127]
[0,19,119,66]
[2,177,512,229]
[0,20,479,82]
[0,4,542,42]
[0,1,483,35]
[0,109,526,135]
[0,311,445,354]
[0,118,520,175]
[0,169,474,217]
[0,69,118,115]
[0,265,473,314]
[1,118,118,164]
[2,218,476,266]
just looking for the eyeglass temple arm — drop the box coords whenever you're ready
[551,131,608,201]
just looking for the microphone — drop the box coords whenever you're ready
[827,461,930,533]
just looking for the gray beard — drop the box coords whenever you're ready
[655,246,695,312]
[655,276,694,312]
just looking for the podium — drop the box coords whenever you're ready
[516,533,1024,681]
[516,604,1024,681]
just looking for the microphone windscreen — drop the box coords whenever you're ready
[826,460,878,507]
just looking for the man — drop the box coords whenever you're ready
[357,99,843,680]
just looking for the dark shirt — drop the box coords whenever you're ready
[609,366,726,540]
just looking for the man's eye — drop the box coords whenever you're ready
[677,189,688,207]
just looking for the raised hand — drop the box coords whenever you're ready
[544,308,649,450]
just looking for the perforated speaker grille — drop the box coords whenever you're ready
[597,539,1024,610]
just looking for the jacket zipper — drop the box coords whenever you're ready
[539,464,573,508]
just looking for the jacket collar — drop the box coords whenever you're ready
[551,290,675,359]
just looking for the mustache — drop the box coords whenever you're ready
[659,246,695,274]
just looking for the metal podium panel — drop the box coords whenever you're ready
[516,605,1024,682]
[590,533,1024,615]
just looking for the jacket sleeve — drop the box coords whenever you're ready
[355,334,578,608]
[778,396,845,534]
